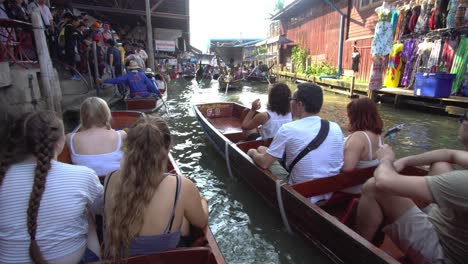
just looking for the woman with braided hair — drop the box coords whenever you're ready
[104,115,208,261]
[0,111,103,264]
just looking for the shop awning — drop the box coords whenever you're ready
[255,35,293,46]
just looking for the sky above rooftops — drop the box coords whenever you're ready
[190,0,294,53]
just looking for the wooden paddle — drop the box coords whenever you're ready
[224,70,231,95]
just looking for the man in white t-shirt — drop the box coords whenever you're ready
[27,0,53,27]
[248,83,344,203]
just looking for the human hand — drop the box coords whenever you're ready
[247,148,256,157]
[393,158,406,172]
[377,144,396,162]
[251,99,261,111]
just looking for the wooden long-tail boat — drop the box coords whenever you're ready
[193,102,428,263]
[245,75,277,84]
[125,87,168,113]
[58,111,225,264]
[218,78,243,91]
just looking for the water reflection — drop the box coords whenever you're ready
[146,78,462,263]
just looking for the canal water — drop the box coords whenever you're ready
[147,78,463,264]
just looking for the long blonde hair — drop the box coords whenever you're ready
[105,115,171,261]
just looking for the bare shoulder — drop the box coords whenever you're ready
[65,132,73,144]
[118,129,127,140]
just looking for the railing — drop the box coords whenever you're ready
[0,18,36,68]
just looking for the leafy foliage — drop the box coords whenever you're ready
[291,46,308,74]
[306,61,338,76]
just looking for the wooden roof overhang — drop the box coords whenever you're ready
[70,0,189,31]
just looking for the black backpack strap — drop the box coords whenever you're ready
[287,119,330,173]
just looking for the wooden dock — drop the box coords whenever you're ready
[274,70,468,116]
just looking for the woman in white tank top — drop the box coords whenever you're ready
[66,97,126,176]
[242,83,293,141]
[341,98,384,194]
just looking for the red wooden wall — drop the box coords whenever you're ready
[280,0,397,81]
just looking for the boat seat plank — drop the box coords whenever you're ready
[207,117,243,135]
[91,247,214,264]
[291,167,376,198]
[125,98,157,111]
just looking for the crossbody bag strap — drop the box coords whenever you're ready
[287,119,330,173]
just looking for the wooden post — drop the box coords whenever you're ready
[350,75,355,97]
[145,0,156,71]
[92,41,100,96]
[31,11,56,112]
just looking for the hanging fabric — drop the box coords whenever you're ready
[401,39,419,87]
[455,0,468,27]
[446,0,460,28]
[450,37,468,94]
[408,5,422,32]
[415,0,433,34]
[369,58,385,91]
[427,39,443,72]
[384,43,404,87]
[441,36,460,73]
[371,3,395,56]
[408,39,434,89]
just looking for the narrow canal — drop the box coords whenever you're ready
[154,78,463,264]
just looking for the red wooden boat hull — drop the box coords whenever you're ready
[125,89,168,113]
[59,110,224,264]
[193,102,426,263]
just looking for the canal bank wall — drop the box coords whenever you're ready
[273,70,468,116]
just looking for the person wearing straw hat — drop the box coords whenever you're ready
[104,61,160,98]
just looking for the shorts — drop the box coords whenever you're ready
[383,205,445,264]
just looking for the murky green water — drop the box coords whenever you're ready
[151,78,462,264]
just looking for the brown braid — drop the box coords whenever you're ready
[0,111,63,264]
[27,125,55,264]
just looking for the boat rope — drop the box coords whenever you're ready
[225,141,234,179]
[275,179,292,234]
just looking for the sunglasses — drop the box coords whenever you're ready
[459,113,468,124]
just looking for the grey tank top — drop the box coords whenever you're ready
[104,173,182,256]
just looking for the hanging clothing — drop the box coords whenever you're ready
[368,58,385,91]
[352,51,360,72]
[401,39,419,87]
[436,0,450,28]
[415,1,433,34]
[391,9,400,36]
[401,8,413,37]
[441,36,460,73]
[455,0,468,27]
[393,9,405,41]
[427,39,443,72]
[408,5,422,32]
[447,0,460,28]
[450,37,468,95]
[408,40,434,89]
[371,7,395,56]
[384,43,404,88]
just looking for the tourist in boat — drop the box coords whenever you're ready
[104,60,161,98]
[155,73,166,93]
[104,116,209,261]
[66,97,126,177]
[341,97,383,194]
[355,113,468,263]
[247,83,344,203]
[242,83,292,141]
[0,111,103,263]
